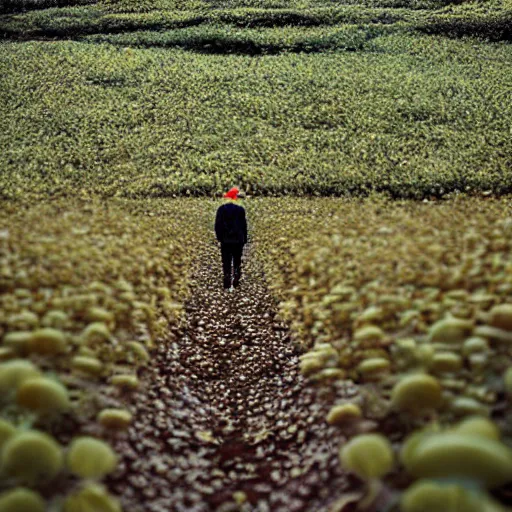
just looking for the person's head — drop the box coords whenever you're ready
[223,187,240,200]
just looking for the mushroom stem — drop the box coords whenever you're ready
[358,478,383,510]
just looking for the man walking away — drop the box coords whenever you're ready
[215,187,248,291]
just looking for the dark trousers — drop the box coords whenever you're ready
[220,243,243,288]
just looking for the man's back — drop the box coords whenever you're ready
[215,203,247,245]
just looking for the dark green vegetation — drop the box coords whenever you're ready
[0,0,511,199]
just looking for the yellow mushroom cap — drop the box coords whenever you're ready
[488,304,512,331]
[87,307,114,324]
[451,397,489,417]
[0,487,46,512]
[71,356,104,375]
[309,345,338,363]
[353,325,385,342]
[473,326,512,344]
[126,341,150,362]
[78,346,96,357]
[429,352,462,374]
[299,357,323,376]
[8,311,39,330]
[463,337,489,356]
[326,403,362,425]
[1,430,63,484]
[41,310,68,329]
[98,409,132,430]
[315,368,346,381]
[401,430,434,470]
[403,433,512,488]
[312,343,336,352]
[394,338,417,356]
[63,483,121,512]
[0,359,41,394]
[399,311,420,328]
[16,377,70,415]
[504,368,512,395]
[468,352,488,372]
[0,348,15,361]
[357,307,384,324]
[2,332,32,352]
[401,480,486,512]
[357,358,390,376]
[0,419,16,451]
[67,437,118,479]
[339,434,394,479]
[299,352,320,362]
[391,374,443,414]
[414,344,435,366]
[233,491,247,505]
[455,417,500,441]
[110,374,139,390]
[82,322,111,345]
[429,317,473,344]
[28,328,67,355]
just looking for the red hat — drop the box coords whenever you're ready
[223,187,239,200]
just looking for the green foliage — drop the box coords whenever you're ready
[99,0,443,13]
[0,0,511,199]
[1,0,96,15]
[418,12,512,42]
[85,24,390,53]
[1,27,511,199]
[0,6,417,39]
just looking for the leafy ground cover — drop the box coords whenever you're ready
[0,0,449,15]
[1,21,511,199]
[1,0,511,199]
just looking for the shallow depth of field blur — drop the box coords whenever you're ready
[1,0,512,509]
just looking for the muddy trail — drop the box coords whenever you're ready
[106,241,359,512]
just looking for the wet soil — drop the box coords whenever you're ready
[107,241,358,512]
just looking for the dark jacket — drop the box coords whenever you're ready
[215,202,248,245]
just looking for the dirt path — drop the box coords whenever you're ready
[107,241,357,512]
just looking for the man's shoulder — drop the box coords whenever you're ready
[219,202,245,211]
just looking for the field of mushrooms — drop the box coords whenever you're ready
[252,196,512,511]
[1,0,512,504]
[0,198,359,511]
[1,196,512,511]
[0,199,211,510]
